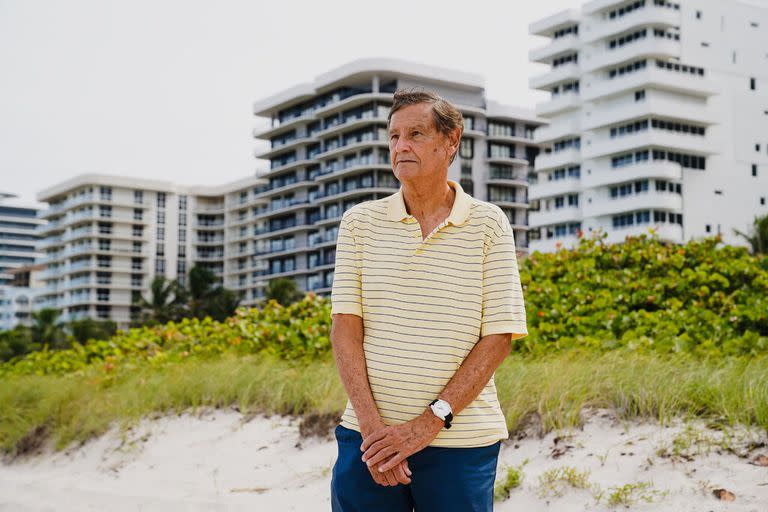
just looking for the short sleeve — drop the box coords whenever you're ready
[330,212,363,317]
[480,214,528,339]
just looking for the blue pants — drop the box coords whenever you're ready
[330,425,500,512]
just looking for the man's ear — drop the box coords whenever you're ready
[448,127,462,156]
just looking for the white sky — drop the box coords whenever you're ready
[0,0,582,206]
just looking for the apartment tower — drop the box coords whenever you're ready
[528,0,768,252]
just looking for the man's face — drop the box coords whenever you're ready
[387,103,457,182]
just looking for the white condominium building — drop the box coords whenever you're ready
[35,174,268,329]
[252,58,545,297]
[528,0,768,253]
[0,193,46,330]
[0,192,44,285]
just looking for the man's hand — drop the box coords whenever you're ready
[361,410,443,474]
[360,419,412,486]
[366,456,412,486]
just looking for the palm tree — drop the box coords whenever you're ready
[133,276,187,325]
[265,277,304,307]
[30,307,67,349]
[67,317,117,343]
[186,265,240,320]
[733,213,768,255]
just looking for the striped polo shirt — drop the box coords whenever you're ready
[330,178,528,448]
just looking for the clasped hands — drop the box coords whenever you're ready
[359,411,444,487]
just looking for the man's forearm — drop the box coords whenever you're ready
[435,333,512,417]
[330,315,381,432]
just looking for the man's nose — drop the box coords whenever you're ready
[394,137,411,153]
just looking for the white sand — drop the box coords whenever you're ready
[1,408,766,511]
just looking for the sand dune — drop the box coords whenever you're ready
[1,408,766,511]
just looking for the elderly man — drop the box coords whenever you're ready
[329,89,528,511]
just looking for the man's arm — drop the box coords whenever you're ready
[331,313,411,486]
[360,332,513,472]
[330,313,381,435]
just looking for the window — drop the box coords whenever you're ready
[756,144,761,152]
[701,42,709,47]
[460,138,474,159]
[179,195,187,210]
[753,164,758,177]
[133,208,143,221]
[750,77,756,90]
[155,258,165,275]
[761,197,766,205]
[157,192,166,208]
[635,90,645,102]
[157,226,165,239]
[706,224,711,233]
[132,224,142,237]
[156,243,165,256]
[696,10,701,19]
[157,210,165,224]
[134,190,143,204]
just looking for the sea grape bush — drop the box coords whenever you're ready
[1,231,766,378]
[0,294,332,377]
[519,231,768,357]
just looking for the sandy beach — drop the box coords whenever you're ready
[1,408,766,511]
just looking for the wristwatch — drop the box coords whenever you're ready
[429,399,453,429]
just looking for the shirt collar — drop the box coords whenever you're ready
[386,179,471,226]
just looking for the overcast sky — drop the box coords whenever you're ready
[0,0,582,206]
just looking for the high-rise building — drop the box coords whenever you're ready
[0,193,46,330]
[0,192,44,285]
[35,174,268,329]
[252,58,545,297]
[528,0,768,253]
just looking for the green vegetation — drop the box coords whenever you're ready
[603,481,667,507]
[536,465,597,498]
[494,459,528,502]
[1,231,767,457]
[1,350,765,457]
[520,232,768,357]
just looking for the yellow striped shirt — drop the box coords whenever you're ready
[330,178,528,447]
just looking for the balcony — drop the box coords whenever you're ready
[312,92,392,118]
[582,67,717,102]
[529,206,582,227]
[584,161,681,189]
[582,131,712,160]
[529,63,580,91]
[535,92,581,117]
[529,9,581,37]
[254,113,316,140]
[583,191,682,218]
[603,223,683,244]
[534,148,581,171]
[582,38,680,73]
[534,118,580,144]
[529,33,580,63]
[256,136,317,160]
[315,115,387,140]
[529,177,581,200]
[529,234,580,254]
[582,5,680,43]
[581,96,714,131]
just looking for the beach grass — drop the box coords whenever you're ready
[1,350,766,457]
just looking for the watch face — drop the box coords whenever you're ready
[434,401,451,416]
